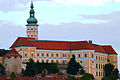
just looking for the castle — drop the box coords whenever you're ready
[1,2,118,80]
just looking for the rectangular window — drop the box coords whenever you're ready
[96,56,97,60]
[42,53,44,56]
[56,54,59,57]
[96,64,98,69]
[25,53,27,57]
[85,54,87,57]
[96,72,98,76]
[79,54,80,58]
[46,53,49,57]
[92,54,94,57]
[37,53,39,56]
[51,54,54,57]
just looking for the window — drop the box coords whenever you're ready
[25,53,27,57]
[92,61,94,63]
[35,35,37,37]
[42,53,44,56]
[56,54,59,57]
[31,51,34,57]
[35,28,37,30]
[96,72,98,76]
[101,72,102,76]
[37,53,39,56]
[99,72,100,76]
[101,64,102,69]
[79,54,80,58]
[63,54,66,57]
[99,56,100,60]
[31,35,33,37]
[46,60,49,63]
[108,58,110,62]
[31,28,33,30]
[42,60,44,63]
[46,53,49,57]
[99,64,100,69]
[51,60,54,63]
[51,54,54,57]
[28,28,29,30]
[96,64,98,69]
[92,54,94,57]
[28,35,29,37]
[31,53,33,57]
[80,61,82,63]
[56,60,59,63]
[96,56,97,60]
[85,54,87,57]
[101,57,102,60]
[63,60,66,63]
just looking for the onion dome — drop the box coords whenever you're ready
[27,1,38,25]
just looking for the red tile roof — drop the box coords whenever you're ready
[10,37,117,55]
[5,48,22,58]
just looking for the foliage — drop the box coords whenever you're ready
[10,72,16,80]
[102,63,119,80]
[67,54,82,75]
[65,75,79,80]
[80,73,95,80]
[23,59,59,76]
[35,61,59,74]
[0,63,6,75]
[0,49,9,56]
[23,58,37,76]
[104,63,114,77]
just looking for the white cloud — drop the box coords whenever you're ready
[52,0,119,6]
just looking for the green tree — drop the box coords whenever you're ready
[23,58,37,76]
[0,49,9,56]
[65,75,79,80]
[67,54,82,75]
[104,63,114,77]
[0,63,6,75]
[102,63,119,80]
[80,73,95,80]
[113,68,119,79]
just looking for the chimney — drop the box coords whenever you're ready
[89,40,92,44]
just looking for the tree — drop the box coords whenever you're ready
[104,63,114,77]
[113,68,119,79]
[0,63,6,75]
[102,63,119,80]
[0,49,9,56]
[23,58,37,76]
[65,75,79,80]
[67,54,82,75]
[80,73,95,80]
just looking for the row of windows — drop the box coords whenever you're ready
[24,59,67,63]
[28,35,37,38]
[25,52,95,58]
[25,53,67,57]
[96,56,107,61]
[96,64,105,69]
[27,28,37,31]
[96,72,104,77]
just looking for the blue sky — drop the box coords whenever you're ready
[0,0,120,71]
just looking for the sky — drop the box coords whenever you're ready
[0,0,120,71]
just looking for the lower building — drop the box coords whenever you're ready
[9,37,117,80]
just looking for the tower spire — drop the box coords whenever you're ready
[26,1,39,40]
[27,1,38,25]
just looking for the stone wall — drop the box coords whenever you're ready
[4,56,22,75]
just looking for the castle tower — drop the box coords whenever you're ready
[26,1,39,40]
